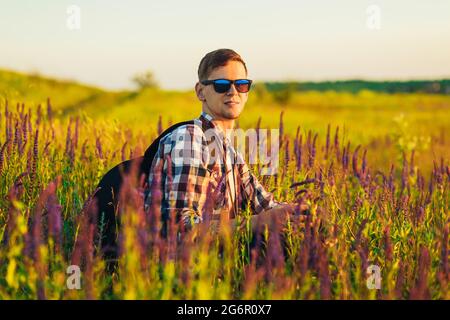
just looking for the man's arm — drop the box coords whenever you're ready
[145,124,211,229]
[237,160,282,214]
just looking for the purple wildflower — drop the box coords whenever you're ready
[46,98,53,123]
[409,246,431,299]
[384,226,393,263]
[95,136,103,159]
[74,116,79,150]
[295,134,302,172]
[334,126,340,160]
[352,145,361,179]
[279,111,284,148]
[0,140,9,175]
[157,115,163,135]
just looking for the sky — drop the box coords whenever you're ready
[1,0,449,90]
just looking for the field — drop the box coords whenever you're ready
[0,69,448,299]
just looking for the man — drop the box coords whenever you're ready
[144,48,306,235]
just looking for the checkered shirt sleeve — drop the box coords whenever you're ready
[238,158,279,215]
[144,123,211,229]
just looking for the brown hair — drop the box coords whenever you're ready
[198,48,247,81]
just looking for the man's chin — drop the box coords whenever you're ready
[223,112,240,120]
[222,107,242,119]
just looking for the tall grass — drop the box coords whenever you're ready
[0,97,448,299]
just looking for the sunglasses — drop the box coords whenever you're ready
[200,78,253,93]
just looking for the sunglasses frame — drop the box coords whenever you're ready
[200,78,253,93]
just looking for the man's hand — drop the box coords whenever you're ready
[269,202,310,215]
[207,202,310,235]
[250,202,310,233]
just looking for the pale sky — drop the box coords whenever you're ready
[1,0,449,90]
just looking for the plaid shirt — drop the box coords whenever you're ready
[144,111,279,228]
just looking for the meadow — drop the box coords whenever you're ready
[0,69,448,299]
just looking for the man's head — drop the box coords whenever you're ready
[195,49,250,122]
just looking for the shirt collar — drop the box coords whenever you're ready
[200,110,214,123]
[199,110,222,134]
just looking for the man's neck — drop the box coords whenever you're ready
[202,109,235,133]
[212,119,234,133]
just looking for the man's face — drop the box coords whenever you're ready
[196,60,249,121]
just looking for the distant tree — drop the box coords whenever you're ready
[252,82,271,102]
[272,82,297,106]
[132,70,159,89]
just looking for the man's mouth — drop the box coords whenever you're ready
[224,101,239,106]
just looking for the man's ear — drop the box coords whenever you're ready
[195,82,206,102]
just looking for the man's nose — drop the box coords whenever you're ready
[226,82,238,95]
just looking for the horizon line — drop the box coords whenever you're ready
[1,67,450,93]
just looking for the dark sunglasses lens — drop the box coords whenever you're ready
[235,80,251,93]
[213,79,231,93]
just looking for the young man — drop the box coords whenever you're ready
[144,48,306,234]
